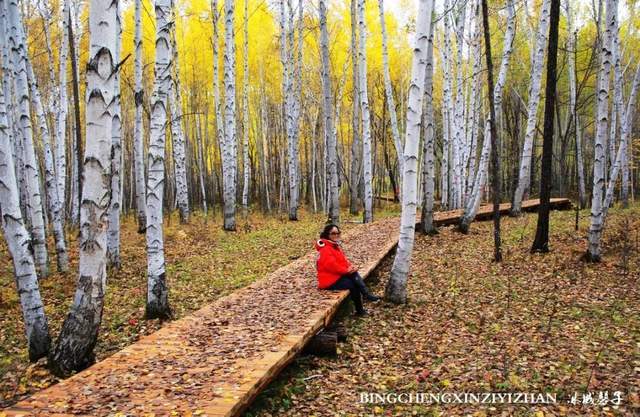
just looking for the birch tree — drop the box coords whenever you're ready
[241,0,250,210]
[5,0,48,277]
[358,0,373,223]
[511,0,551,215]
[319,0,340,224]
[56,0,70,218]
[378,0,403,194]
[107,5,123,268]
[586,0,617,262]
[349,0,361,215]
[26,57,69,272]
[169,24,189,224]
[222,0,237,231]
[0,85,51,362]
[133,0,146,232]
[420,26,436,235]
[385,0,434,304]
[145,0,173,319]
[50,0,117,376]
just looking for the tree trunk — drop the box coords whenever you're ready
[0,85,51,362]
[49,0,118,377]
[378,0,403,196]
[242,0,250,210]
[531,0,561,252]
[222,0,237,231]
[69,3,83,227]
[358,0,373,223]
[133,0,146,232]
[349,0,361,215]
[5,0,49,277]
[107,5,123,268]
[319,0,340,224]
[586,0,617,262]
[385,0,434,304]
[511,0,551,216]
[481,0,502,262]
[420,25,437,235]
[145,0,173,319]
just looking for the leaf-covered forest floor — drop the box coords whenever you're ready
[245,205,640,417]
[0,205,399,408]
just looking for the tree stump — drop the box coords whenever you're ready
[327,323,347,342]
[304,330,337,356]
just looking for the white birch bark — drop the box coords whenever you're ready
[386,0,434,304]
[145,0,173,318]
[0,85,51,362]
[50,0,117,376]
[420,27,436,234]
[107,4,123,268]
[169,25,189,224]
[602,63,640,215]
[378,0,403,194]
[358,0,373,223]
[212,0,226,207]
[26,57,69,272]
[196,114,207,215]
[494,0,516,131]
[319,0,340,224]
[349,0,361,215]
[133,0,146,231]
[241,0,250,210]
[587,0,617,262]
[6,0,48,277]
[222,0,237,230]
[56,0,70,218]
[511,0,551,215]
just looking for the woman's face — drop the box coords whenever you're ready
[328,227,341,242]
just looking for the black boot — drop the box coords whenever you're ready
[352,273,381,302]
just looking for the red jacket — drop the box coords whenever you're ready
[315,238,353,289]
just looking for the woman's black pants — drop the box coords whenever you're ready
[328,272,370,313]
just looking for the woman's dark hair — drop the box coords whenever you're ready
[320,224,340,239]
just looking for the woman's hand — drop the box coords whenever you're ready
[347,265,359,273]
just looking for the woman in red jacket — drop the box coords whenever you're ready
[315,224,380,316]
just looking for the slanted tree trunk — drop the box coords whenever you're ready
[49,0,118,377]
[531,0,561,252]
[196,114,208,215]
[385,0,434,304]
[6,0,48,277]
[602,63,640,214]
[511,0,551,216]
[586,0,617,262]
[0,86,51,362]
[222,0,237,231]
[145,0,173,319]
[319,0,340,224]
[378,0,403,195]
[358,0,373,223]
[420,26,437,235]
[107,5,123,268]
[459,0,516,233]
[481,0,502,262]
[26,56,69,272]
[133,0,146,232]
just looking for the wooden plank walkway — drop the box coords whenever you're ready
[3,198,570,416]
